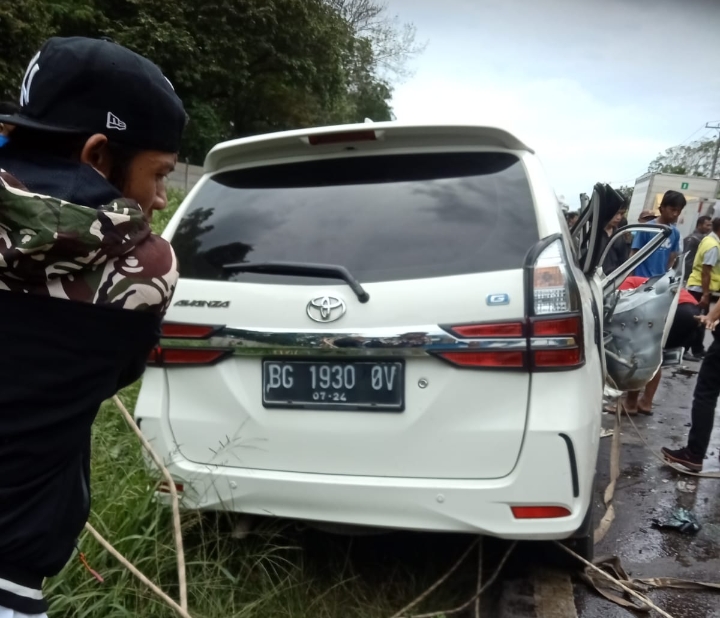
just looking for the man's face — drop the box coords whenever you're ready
[122,151,177,222]
[699,219,712,234]
[659,205,683,225]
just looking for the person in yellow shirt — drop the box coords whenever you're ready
[685,218,720,360]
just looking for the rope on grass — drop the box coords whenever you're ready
[82,395,191,617]
[84,522,193,618]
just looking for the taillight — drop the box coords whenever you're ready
[148,322,231,367]
[438,351,525,368]
[450,322,524,338]
[438,321,527,369]
[531,239,574,315]
[147,347,232,367]
[161,323,219,338]
[436,237,584,371]
[511,506,571,519]
[528,238,584,370]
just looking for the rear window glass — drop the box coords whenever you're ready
[171,152,539,284]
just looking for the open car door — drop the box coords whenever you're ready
[573,183,680,391]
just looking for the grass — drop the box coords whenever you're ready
[45,189,474,617]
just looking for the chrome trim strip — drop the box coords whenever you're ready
[529,337,577,350]
[160,325,528,358]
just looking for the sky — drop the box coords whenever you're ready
[388,0,720,207]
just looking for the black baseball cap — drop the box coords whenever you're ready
[0,37,186,153]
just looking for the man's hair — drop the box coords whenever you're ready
[0,101,19,116]
[5,127,141,191]
[660,190,687,209]
[697,215,712,228]
[566,210,579,220]
[712,217,720,233]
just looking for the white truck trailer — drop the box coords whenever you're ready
[627,173,719,239]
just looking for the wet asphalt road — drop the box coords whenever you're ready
[575,356,720,618]
[484,353,720,617]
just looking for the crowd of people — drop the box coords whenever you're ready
[567,191,720,472]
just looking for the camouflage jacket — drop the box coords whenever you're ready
[0,170,177,314]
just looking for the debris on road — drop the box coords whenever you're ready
[651,508,701,534]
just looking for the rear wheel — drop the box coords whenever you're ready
[559,488,596,568]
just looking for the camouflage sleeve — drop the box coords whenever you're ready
[0,170,178,315]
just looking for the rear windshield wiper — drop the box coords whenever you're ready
[222,261,370,303]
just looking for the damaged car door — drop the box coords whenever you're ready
[573,183,679,391]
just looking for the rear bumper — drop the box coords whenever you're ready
[138,364,602,539]
[145,422,597,539]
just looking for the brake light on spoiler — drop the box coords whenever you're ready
[147,322,232,367]
[437,236,584,371]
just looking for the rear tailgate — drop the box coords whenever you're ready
[162,135,540,480]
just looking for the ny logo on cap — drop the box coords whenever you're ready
[20,51,41,107]
[106,112,127,131]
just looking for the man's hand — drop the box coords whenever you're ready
[697,313,718,330]
[697,298,720,330]
[699,292,711,309]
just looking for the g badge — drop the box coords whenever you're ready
[486,293,510,306]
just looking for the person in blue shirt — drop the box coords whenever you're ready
[631,190,686,277]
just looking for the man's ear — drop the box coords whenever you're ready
[79,134,112,177]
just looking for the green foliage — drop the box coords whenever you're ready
[0,0,416,163]
[648,138,719,178]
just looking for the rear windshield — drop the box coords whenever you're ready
[171,152,539,284]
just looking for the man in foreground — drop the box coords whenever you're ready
[0,37,185,616]
[662,300,720,472]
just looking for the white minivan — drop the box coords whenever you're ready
[136,122,675,560]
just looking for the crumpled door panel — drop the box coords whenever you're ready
[603,269,681,391]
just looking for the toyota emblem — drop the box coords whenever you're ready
[307,296,346,323]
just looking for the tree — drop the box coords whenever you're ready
[326,0,426,80]
[616,185,634,202]
[0,0,51,102]
[648,138,718,178]
[0,0,417,163]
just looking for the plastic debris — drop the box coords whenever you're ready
[651,508,701,534]
[676,480,697,494]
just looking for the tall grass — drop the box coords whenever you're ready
[45,189,467,617]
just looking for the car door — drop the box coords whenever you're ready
[572,183,678,391]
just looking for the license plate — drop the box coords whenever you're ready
[262,360,404,411]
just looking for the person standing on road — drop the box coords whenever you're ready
[0,37,185,617]
[662,302,720,472]
[685,217,720,360]
[631,191,686,278]
[683,215,712,282]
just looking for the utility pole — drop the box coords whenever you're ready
[706,121,720,178]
